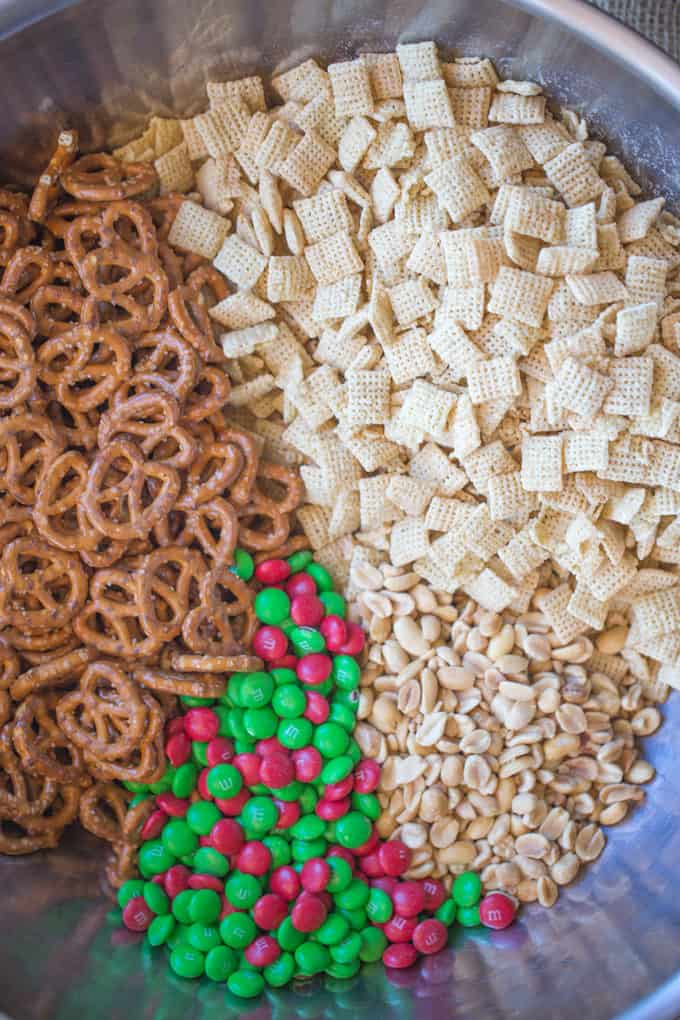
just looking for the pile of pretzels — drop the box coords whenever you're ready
[0,133,305,871]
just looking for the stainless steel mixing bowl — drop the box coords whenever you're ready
[1,2,680,1018]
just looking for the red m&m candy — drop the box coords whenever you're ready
[140,809,168,840]
[303,691,329,724]
[122,896,154,932]
[323,776,353,801]
[392,881,425,918]
[253,894,288,930]
[291,893,327,932]
[422,878,446,911]
[183,707,219,742]
[206,737,234,767]
[384,914,418,943]
[269,865,301,901]
[188,873,223,892]
[319,615,347,651]
[245,935,281,967]
[165,716,185,737]
[259,752,295,788]
[300,858,330,893]
[164,865,190,899]
[233,753,262,785]
[354,759,380,794]
[413,919,447,955]
[337,622,364,655]
[285,573,316,598]
[215,789,250,815]
[253,626,287,661]
[316,796,350,821]
[255,559,290,584]
[156,793,189,818]
[236,841,272,876]
[291,747,322,782]
[378,840,410,876]
[274,799,300,829]
[479,892,516,930]
[165,731,191,767]
[210,818,244,856]
[296,653,332,685]
[290,594,324,627]
[383,943,418,969]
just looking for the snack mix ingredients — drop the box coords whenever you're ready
[1,35,679,998]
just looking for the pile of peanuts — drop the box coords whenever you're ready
[349,557,660,907]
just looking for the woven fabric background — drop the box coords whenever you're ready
[589,0,680,61]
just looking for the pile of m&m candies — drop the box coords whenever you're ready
[117,549,516,998]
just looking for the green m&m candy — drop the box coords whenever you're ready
[170,945,205,979]
[366,887,393,924]
[227,969,264,999]
[328,703,355,731]
[336,879,370,911]
[359,926,387,962]
[334,812,371,849]
[239,672,274,708]
[172,763,198,799]
[254,588,290,625]
[332,655,360,691]
[243,707,278,740]
[138,841,175,878]
[172,890,195,925]
[294,941,330,975]
[143,882,169,916]
[240,796,278,834]
[276,916,305,952]
[186,801,221,836]
[297,786,318,814]
[188,923,221,952]
[277,717,313,750]
[147,914,175,947]
[270,667,297,687]
[327,856,352,893]
[452,871,482,907]
[313,722,349,758]
[351,792,380,821]
[162,820,198,858]
[263,951,295,987]
[206,763,242,799]
[320,756,353,784]
[319,591,345,617]
[272,684,306,718]
[193,847,229,877]
[191,741,209,766]
[220,913,256,949]
[315,913,350,946]
[435,900,457,926]
[330,932,361,964]
[290,626,325,655]
[306,563,333,592]
[457,904,481,927]
[291,837,327,863]
[225,871,261,909]
[291,814,325,841]
[262,834,291,867]
[288,549,313,572]
[117,879,144,909]
[189,889,221,924]
[326,959,361,980]
[230,548,254,581]
[205,945,238,982]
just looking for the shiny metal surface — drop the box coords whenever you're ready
[1,2,680,1018]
